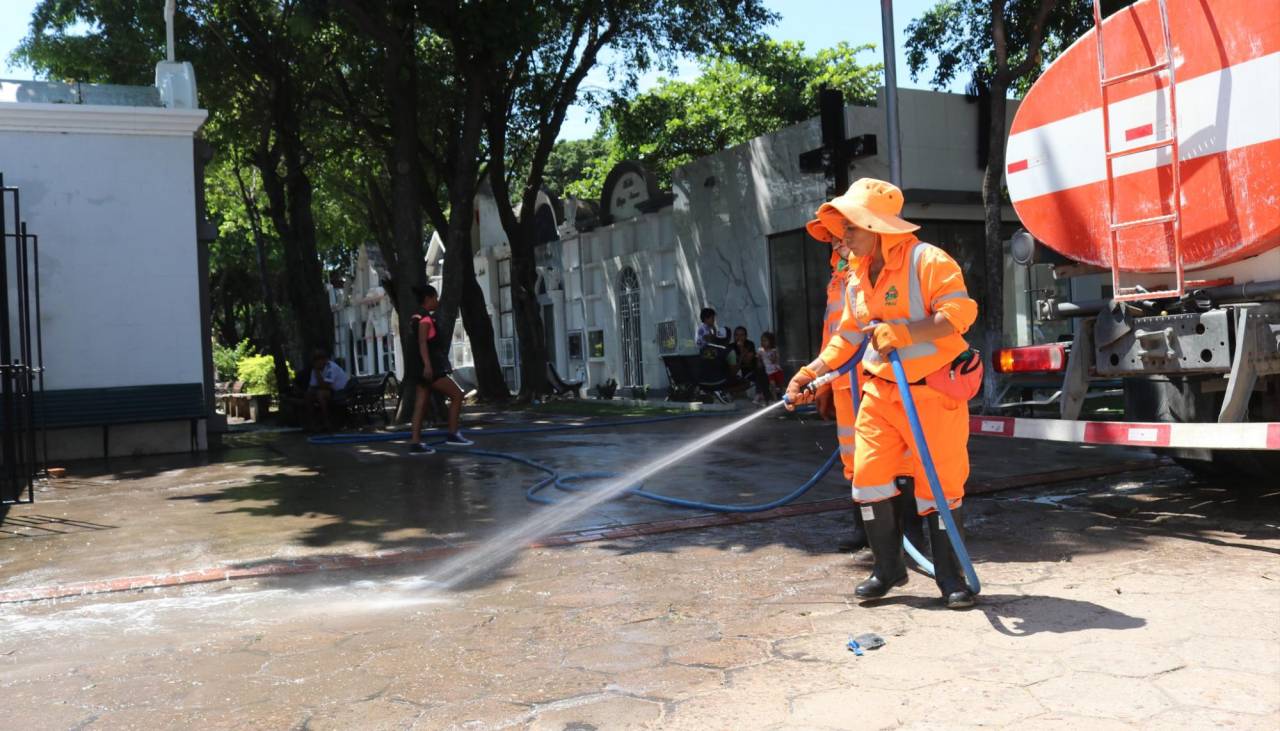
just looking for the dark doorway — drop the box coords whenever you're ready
[767,229,831,374]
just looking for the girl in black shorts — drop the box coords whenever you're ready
[408,284,472,454]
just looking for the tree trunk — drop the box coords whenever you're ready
[254,244,292,399]
[460,262,509,400]
[385,47,429,422]
[215,275,240,346]
[257,130,333,366]
[980,76,1011,411]
[282,137,333,359]
[510,227,549,399]
[234,163,293,398]
[435,76,509,402]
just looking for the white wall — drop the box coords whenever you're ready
[0,129,204,391]
[329,245,404,380]
[0,98,208,460]
[559,208,679,389]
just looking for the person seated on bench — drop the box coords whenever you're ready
[307,348,349,432]
[695,307,730,351]
[408,284,473,454]
[732,326,771,403]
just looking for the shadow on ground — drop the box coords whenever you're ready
[870,591,1147,636]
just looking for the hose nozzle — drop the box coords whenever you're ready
[783,369,844,404]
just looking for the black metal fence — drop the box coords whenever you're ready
[1,172,45,505]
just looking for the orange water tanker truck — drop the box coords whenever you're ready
[990,0,1279,478]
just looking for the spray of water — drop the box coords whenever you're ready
[428,401,787,590]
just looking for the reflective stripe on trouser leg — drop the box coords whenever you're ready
[834,384,858,481]
[853,481,899,504]
[918,496,963,514]
[852,387,914,505]
[906,389,970,515]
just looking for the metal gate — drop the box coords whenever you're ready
[618,267,643,387]
[1,172,45,505]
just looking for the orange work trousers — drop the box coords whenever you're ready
[851,378,969,515]
[832,377,859,482]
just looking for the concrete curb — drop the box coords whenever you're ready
[0,457,1165,605]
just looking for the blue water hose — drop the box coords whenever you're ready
[523,449,843,512]
[887,349,981,594]
[311,400,844,514]
[306,340,971,591]
[790,350,936,576]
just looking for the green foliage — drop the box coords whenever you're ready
[544,137,613,199]
[903,1,1134,96]
[212,339,256,382]
[236,354,292,397]
[11,0,785,401]
[491,0,778,212]
[11,0,164,85]
[561,40,882,198]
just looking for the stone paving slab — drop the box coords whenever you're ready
[1,464,1276,729]
[1,411,1155,597]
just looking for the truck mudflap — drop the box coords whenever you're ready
[971,415,1280,451]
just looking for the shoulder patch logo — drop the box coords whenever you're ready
[885,285,899,307]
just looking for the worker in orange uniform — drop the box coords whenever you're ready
[809,235,868,550]
[807,205,927,558]
[788,178,979,609]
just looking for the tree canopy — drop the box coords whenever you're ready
[549,39,882,201]
[904,0,1133,95]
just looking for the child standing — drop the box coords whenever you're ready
[758,331,784,400]
[408,284,473,454]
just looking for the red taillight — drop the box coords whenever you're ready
[996,344,1067,373]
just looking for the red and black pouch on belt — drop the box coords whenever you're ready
[925,348,983,402]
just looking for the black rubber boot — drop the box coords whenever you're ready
[895,477,928,564]
[928,505,976,609]
[839,507,869,552]
[854,499,908,599]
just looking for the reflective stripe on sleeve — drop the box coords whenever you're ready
[839,329,865,344]
[932,290,969,307]
[908,242,928,320]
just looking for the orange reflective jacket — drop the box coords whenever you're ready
[820,233,977,384]
[821,253,862,391]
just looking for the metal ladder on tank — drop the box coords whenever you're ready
[1092,0,1185,301]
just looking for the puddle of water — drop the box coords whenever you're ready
[4,406,784,632]
[426,402,786,591]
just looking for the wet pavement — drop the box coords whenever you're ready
[5,408,1275,729]
[0,408,1151,593]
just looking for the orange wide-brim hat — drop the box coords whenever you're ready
[805,178,920,243]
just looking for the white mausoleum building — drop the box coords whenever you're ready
[458,89,1027,395]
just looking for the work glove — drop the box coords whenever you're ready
[863,322,912,354]
[815,385,835,421]
[784,366,818,411]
